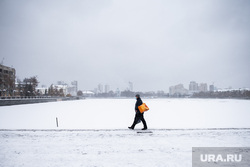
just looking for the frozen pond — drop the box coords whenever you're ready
[0,99,249,166]
[0,98,249,129]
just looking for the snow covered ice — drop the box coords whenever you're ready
[0,99,250,129]
[0,99,250,167]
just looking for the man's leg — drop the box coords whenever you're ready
[141,115,147,129]
[130,115,140,129]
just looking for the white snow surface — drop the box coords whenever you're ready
[0,129,249,167]
[0,98,250,129]
[0,99,250,167]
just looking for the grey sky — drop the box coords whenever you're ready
[1,0,250,92]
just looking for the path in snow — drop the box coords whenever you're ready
[0,129,250,167]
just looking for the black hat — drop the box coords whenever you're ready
[135,94,140,97]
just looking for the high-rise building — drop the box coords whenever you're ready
[71,81,78,93]
[189,81,199,92]
[98,84,103,93]
[169,84,188,96]
[105,84,110,93]
[199,83,208,92]
[209,85,215,92]
[128,82,133,91]
[57,81,67,86]
[0,64,16,96]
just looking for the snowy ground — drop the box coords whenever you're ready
[0,98,250,129]
[0,99,250,166]
[0,129,250,167]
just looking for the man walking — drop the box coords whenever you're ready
[128,94,148,130]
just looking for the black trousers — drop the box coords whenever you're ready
[131,111,147,128]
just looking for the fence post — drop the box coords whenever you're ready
[56,117,59,127]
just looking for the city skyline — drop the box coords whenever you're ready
[2,62,246,94]
[18,75,250,93]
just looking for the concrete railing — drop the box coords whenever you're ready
[0,96,59,106]
[0,96,83,106]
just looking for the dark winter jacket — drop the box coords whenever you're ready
[135,97,143,112]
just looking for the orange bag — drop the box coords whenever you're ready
[138,103,149,113]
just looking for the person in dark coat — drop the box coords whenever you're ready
[128,94,148,130]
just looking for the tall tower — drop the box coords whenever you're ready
[209,84,215,92]
[189,81,199,92]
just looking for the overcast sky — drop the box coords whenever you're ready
[1,0,250,92]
